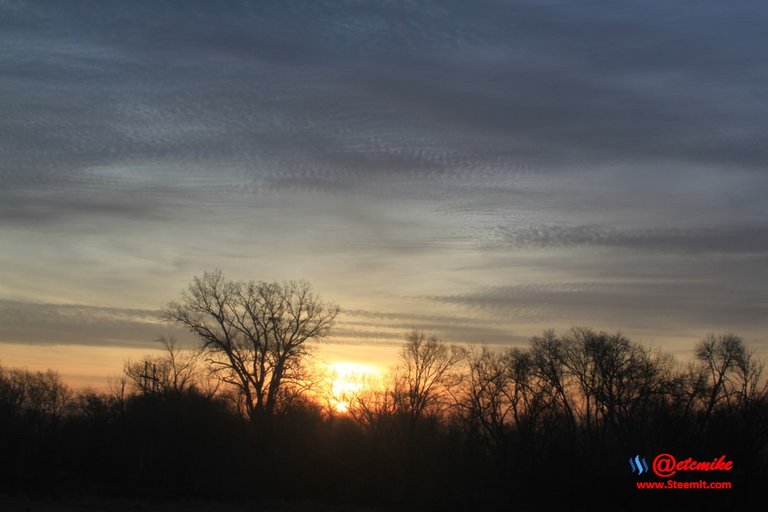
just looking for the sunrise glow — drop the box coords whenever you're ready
[327,361,380,414]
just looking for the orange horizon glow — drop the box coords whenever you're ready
[0,342,399,400]
[326,361,382,414]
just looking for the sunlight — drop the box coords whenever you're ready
[327,361,380,414]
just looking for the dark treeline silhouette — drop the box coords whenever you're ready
[1,330,766,510]
[1,274,766,510]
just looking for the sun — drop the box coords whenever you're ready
[327,361,379,414]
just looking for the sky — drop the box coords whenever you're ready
[2,0,767,388]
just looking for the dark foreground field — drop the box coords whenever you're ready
[0,497,389,512]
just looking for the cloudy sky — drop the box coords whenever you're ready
[2,0,767,386]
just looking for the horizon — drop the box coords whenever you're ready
[0,321,758,392]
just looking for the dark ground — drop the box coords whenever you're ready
[0,497,392,512]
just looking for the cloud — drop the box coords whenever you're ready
[0,300,178,348]
[428,278,768,337]
[487,223,768,254]
[3,0,767,209]
[338,308,525,344]
[1,0,766,356]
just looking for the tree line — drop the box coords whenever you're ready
[1,271,766,510]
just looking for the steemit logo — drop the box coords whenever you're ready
[629,455,649,474]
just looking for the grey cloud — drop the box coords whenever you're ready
[4,0,767,206]
[488,224,768,254]
[338,321,521,346]
[428,284,582,321]
[0,186,180,227]
[1,0,767,355]
[339,309,527,345]
[343,308,487,325]
[428,279,768,336]
[0,300,179,348]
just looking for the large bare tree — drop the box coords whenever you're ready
[164,270,339,421]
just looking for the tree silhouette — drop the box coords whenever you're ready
[124,337,213,397]
[392,329,464,427]
[561,327,675,446]
[164,270,339,422]
[695,333,750,418]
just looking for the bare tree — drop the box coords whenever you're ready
[124,336,211,397]
[347,374,399,435]
[392,329,465,426]
[733,346,767,414]
[164,270,339,421]
[0,366,72,425]
[694,333,763,420]
[107,373,129,414]
[457,345,557,475]
[562,327,675,444]
[460,346,512,451]
[530,330,577,435]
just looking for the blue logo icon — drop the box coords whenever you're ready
[629,455,649,474]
